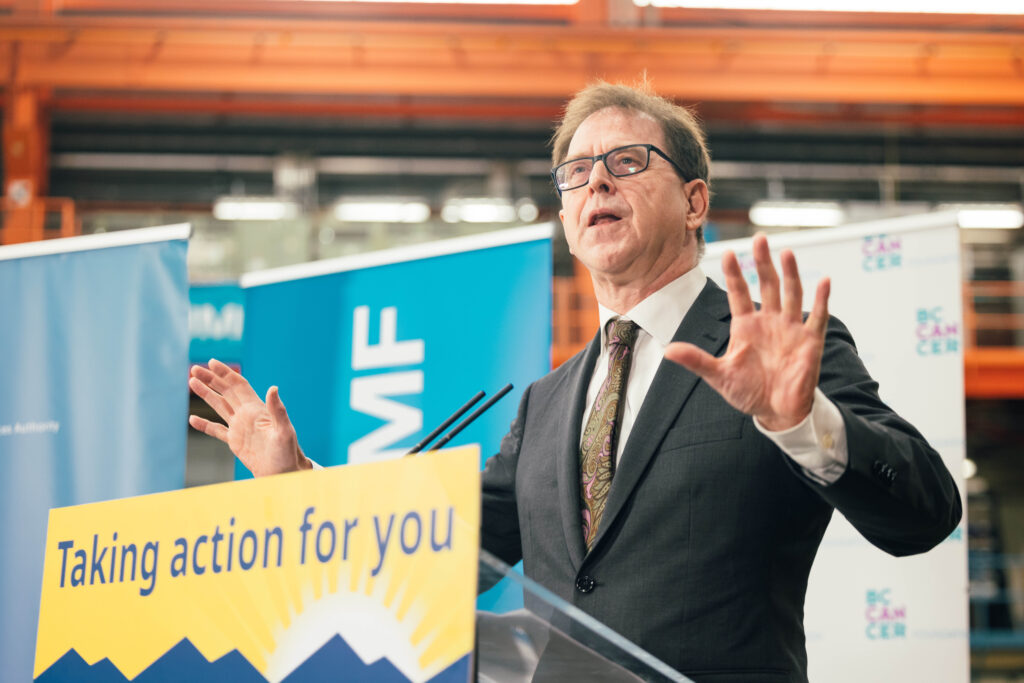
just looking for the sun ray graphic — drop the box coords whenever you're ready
[256,451,478,683]
[263,563,442,683]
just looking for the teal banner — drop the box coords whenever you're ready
[240,226,552,472]
[240,226,553,614]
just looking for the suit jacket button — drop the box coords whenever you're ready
[873,461,890,481]
[576,575,596,594]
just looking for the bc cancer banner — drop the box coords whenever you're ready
[703,211,968,683]
[34,447,480,683]
[0,225,190,683]
[239,225,552,473]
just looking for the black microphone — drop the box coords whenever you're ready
[405,390,486,456]
[427,383,514,452]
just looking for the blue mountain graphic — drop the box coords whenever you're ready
[133,638,267,683]
[36,649,129,683]
[283,634,407,683]
[212,648,269,680]
[37,636,470,683]
[281,634,471,683]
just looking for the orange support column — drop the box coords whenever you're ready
[552,260,600,368]
[2,87,51,244]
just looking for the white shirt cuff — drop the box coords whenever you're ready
[753,387,849,486]
[309,458,324,470]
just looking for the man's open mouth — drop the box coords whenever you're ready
[589,212,621,226]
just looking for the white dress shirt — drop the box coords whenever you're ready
[581,266,848,485]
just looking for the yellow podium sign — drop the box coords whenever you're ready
[34,447,480,683]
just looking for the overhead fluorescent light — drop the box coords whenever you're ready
[442,198,518,224]
[749,201,844,228]
[440,198,540,224]
[213,197,300,221]
[334,198,431,223]
[963,458,978,480]
[942,204,1024,230]
[635,0,1024,13]
[516,199,540,223]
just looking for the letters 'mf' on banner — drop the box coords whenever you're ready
[34,448,480,683]
[349,305,426,463]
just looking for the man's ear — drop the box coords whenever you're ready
[684,179,710,230]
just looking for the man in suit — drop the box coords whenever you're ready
[189,82,961,682]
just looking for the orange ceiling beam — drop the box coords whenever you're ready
[1,16,1023,106]
[48,94,566,121]
[35,0,581,23]
[656,8,1024,31]
[13,1,1024,31]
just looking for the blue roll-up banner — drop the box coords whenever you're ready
[0,225,191,683]
[241,225,553,612]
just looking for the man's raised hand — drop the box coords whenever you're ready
[188,359,311,477]
[664,233,831,431]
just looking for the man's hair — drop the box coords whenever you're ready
[551,80,711,247]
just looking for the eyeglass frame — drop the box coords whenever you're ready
[551,143,690,196]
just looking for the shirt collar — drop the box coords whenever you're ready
[598,266,708,348]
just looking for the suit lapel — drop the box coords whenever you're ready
[556,331,602,571]
[587,280,732,554]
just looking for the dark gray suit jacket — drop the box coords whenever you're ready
[480,279,961,683]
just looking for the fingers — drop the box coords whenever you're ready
[805,277,831,336]
[664,341,722,381]
[207,358,261,403]
[752,234,781,313]
[739,236,806,322]
[266,386,292,429]
[190,364,232,395]
[780,249,803,321]
[721,250,755,317]
[189,415,229,443]
[189,376,234,420]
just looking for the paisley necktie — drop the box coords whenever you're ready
[580,318,639,550]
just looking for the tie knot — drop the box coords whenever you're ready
[607,318,639,350]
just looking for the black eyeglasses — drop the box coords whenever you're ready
[551,143,688,195]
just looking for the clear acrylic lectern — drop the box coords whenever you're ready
[476,550,693,683]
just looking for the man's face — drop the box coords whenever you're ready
[558,107,704,287]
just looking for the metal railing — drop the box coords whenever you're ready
[964,281,1024,349]
[971,553,1024,652]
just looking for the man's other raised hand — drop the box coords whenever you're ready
[188,359,311,477]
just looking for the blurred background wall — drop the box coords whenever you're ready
[2,1,1023,679]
